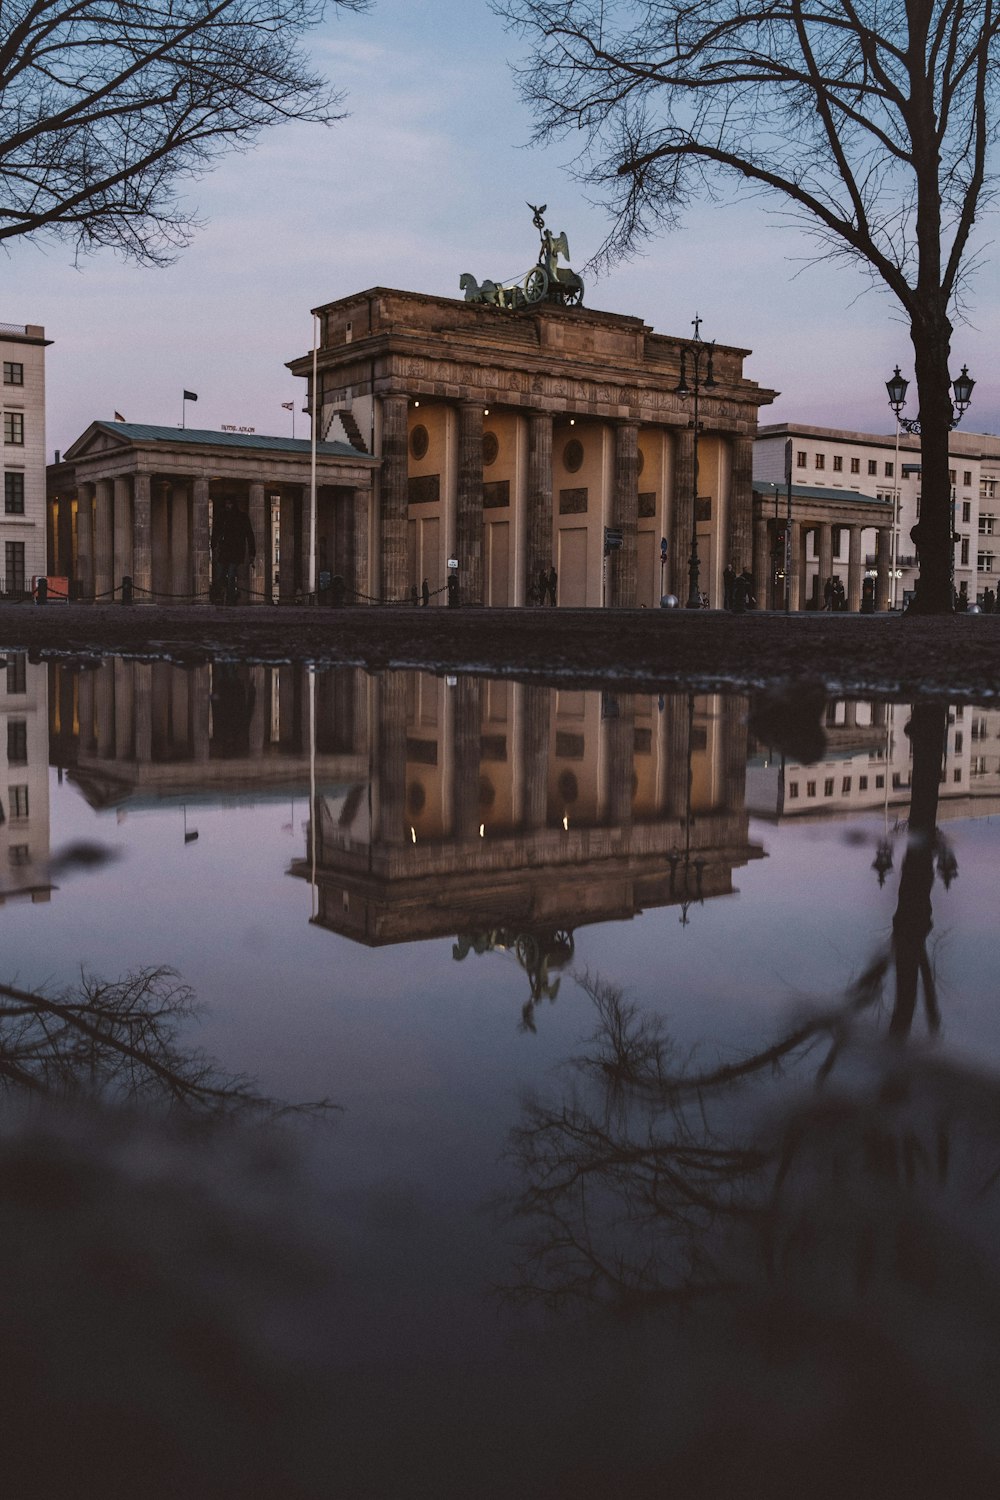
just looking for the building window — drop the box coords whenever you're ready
[963,500,972,523]
[982,479,998,500]
[868,459,877,476]
[954,768,962,782]
[6,653,26,694]
[788,782,799,799]
[964,470,973,487]
[4,471,24,514]
[814,453,825,470]
[972,755,988,777]
[850,457,860,474]
[7,845,29,867]
[8,785,29,819]
[979,513,994,534]
[824,777,834,796]
[875,773,885,788]
[884,461,894,477]
[2,362,23,386]
[961,537,970,566]
[859,775,868,791]
[6,720,27,764]
[954,731,964,753]
[978,552,995,572]
[806,780,816,797]
[3,412,24,446]
[796,450,807,469]
[4,540,25,594]
[949,469,956,485]
[842,776,851,793]
[832,455,843,472]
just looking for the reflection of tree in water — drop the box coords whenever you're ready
[453,927,575,1030]
[501,703,1000,1491]
[0,965,339,1499]
[0,966,330,1117]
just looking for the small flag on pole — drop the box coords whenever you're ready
[183,390,198,402]
[280,401,294,411]
[114,411,126,422]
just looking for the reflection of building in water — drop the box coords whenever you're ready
[289,675,764,964]
[0,653,51,902]
[748,701,1000,822]
[48,660,367,810]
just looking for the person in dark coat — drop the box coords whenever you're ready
[211,497,255,605]
[731,568,754,613]
[547,565,558,606]
[422,578,430,607]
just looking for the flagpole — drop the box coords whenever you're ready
[181,393,185,430]
[309,313,318,603]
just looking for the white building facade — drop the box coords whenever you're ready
[1,322,50,597]
[756,423,1000,608]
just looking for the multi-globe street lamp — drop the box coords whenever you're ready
[675,317,717,610]
[884,363,976,606]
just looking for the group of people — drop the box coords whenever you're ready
[822,574,847,611]
[532,566,558,606]
[722,564,757,613]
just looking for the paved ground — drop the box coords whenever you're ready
[2,602,999,700]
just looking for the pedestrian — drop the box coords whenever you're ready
[723,563,736,611]
[833,576,846,612]
[547,565,558,606]
[731,568,753,613]
[422,577,430,607]
[861,576,875,613]
[410,583,418,606]
[823,575,834,611]
[956,580,969,612]
[538,566,549,606]
[211,496,255,606]
[447,573,458,608]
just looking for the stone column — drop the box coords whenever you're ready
[113,477,132,594]
[113,657,134,760]
[787,519,802,612]
[526,412,553,603]
[605,699,635,826]
[76,482,95,599]
[170,481,191,601]
[352,488,370,602]
[847,525,862,611]
[664,692,690,818]
[249,665,267,751]
[133,474,152,599]
[279,491,298,601]
[720,694,749,812]
[56,495,74,579]
[457,403,484,605]
[96,663,115,757]
[94,479,114,600]
[249,481,267,605]
[375,670,407,845]
[817,522,833,604]
[192,664,211,762]
[520,685,550,829]
[381,394,410,604]
[300,488,313,600]
[728,434,754,573]
[134,663,153,761]
[609,422,639,608]
[753,514,770,609]
[451,676,482,839]
[192,477,211,601]
[876,527,892,611]
[799,525,811,609]
[670,428,695,599]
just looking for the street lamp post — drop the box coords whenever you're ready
[676,316,717,610]
[885,363,976,603]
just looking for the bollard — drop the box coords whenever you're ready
[35,576,48,605]
[121,575,134,605]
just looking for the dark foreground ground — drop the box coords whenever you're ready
[2,601,999,699]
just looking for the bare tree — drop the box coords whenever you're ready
[0,0,369,263]
[495,0,1000,613]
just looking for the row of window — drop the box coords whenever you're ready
[6,720,27,762]
[789,773,886,798]
[2,362,23,386]
[4,541,25,592]
[2,412,24,445]
[795,451,977,488]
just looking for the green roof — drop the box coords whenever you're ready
[94,421,376,461]
[753,479,890,506]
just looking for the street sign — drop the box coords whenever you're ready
[604,526,624,556]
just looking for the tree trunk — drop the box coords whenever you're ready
[907,305,956,614]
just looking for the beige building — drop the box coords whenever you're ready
[0,653,52,904]
[47,423,378,603]
[756,423,1000,608]
[2,321,50,597]
[287,288,776,608]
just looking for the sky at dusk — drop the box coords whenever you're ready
[4,0,999,456]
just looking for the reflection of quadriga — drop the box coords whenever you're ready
[460,203,585,311]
